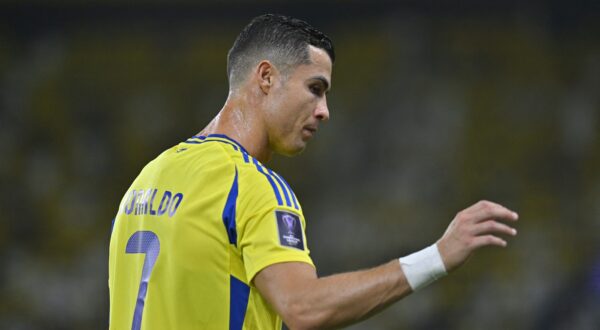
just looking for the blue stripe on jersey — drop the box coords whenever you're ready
[272,172,300,210]
[183,139,203,144]
[206,134,249,154]
[198,137,239,151]
[267,168,292,207]
[229,275,250,330]
[222,167,239,246]
[109,218,115,238]
[206,135,250,163]
[188,135,290,207]
[186,137,249,163]
[185,138,248,162]
[191,134,249,154]
[252,158,283,206]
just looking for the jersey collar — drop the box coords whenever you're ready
[192,134,250,155]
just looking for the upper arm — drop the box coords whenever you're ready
[253,262,318,327]
[235,166,318,326]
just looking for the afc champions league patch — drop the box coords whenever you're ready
[275,210,304,250]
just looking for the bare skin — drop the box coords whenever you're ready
[254,200,518,329]
[201,46,519,329]
[200,45,331,163]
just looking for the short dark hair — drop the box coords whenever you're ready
[227,14,335,88]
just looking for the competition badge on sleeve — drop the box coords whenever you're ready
[275,210,304,250]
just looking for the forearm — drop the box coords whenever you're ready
[284,260,412,329]
[256,201,519,329]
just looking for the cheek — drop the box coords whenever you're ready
[298,99,317,119]
[269,89,313,132]
[289,101,313,126]
[266,94,285,116]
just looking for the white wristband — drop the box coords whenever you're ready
[399,244,447,291]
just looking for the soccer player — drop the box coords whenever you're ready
[108,14,519,330]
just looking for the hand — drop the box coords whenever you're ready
[436,200,518,272]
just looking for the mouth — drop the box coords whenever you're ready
[302,126,317,139]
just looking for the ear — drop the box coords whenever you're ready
[256,60,275,95]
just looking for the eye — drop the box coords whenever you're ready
[309,84,323,96]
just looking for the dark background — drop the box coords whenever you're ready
[1,1,599,329]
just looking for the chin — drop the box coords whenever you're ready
[275,142,306,157]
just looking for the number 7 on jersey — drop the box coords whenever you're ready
[126,231,161,330]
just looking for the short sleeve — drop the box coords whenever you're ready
[236,166,314,282]
[239,206,314,282]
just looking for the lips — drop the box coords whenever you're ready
[302,125,317,139]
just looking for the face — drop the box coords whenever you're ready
[264,46,333,156]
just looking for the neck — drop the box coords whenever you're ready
[198,90,272,163]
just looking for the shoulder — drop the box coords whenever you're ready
[142,136,241,189]
[180,135,243,165]
[237,156,302,213]
[180,134,302,212]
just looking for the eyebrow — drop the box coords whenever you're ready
[310,75,331,92]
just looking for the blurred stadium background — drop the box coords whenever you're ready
[1,1,599,329]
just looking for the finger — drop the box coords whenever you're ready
[472,220,517,237]
[470,235,508,249]
[465,200,519,224]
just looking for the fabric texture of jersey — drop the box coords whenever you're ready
[108,134,314,330]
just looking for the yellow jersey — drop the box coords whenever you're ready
[109,134,314,330]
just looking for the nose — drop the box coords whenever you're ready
[314,97,330,122]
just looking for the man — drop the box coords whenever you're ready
[108,14,519,329]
